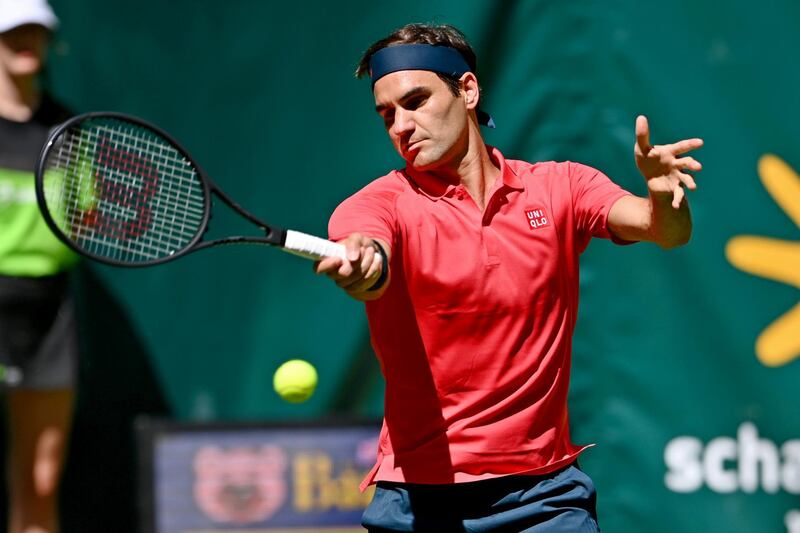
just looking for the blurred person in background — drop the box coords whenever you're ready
[0,1,78,532]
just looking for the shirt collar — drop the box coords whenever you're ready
[403,146,524,201]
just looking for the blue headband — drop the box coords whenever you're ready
[369,44,495,128]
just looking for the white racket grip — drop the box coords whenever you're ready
[283,230,347,261]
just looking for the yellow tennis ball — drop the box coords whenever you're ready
[273,359,318,403]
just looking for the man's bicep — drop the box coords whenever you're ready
[607,194,652,243]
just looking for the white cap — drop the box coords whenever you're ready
[0,0,59,34]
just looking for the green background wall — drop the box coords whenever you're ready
[34,0,800,531]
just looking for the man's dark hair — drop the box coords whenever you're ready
[355,23,478,98]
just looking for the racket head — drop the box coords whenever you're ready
[35,112,211,267]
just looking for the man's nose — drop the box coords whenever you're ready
[392,109,414,136]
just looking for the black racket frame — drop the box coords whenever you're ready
[35,112,288,267]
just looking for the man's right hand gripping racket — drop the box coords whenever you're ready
[35,112,346,266]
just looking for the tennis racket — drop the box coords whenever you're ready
[34,112,346,267]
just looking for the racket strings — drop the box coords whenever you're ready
[42,119,207,263]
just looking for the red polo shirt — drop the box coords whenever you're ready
[328,147,631,490]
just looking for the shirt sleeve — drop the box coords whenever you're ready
[568,161,633,249]
[328,177,398,247]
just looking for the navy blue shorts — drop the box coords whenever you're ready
[362,463,599,533]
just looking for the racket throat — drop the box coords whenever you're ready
[192,227,285,250]
[265,226,287,245]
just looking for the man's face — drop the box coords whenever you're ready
[0,24,50,77]
[373,70,469,172]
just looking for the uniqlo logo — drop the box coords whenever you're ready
[524,207,549,230]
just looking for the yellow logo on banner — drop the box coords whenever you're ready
[725,155,800,367]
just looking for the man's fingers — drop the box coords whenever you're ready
[672,184,686,209]
[363,250,383,284]
[668,138,704,155]
[317,256,355,282]
[337,246,372,289]
[346,248,380,290]
[359,245,376,275]
[344,236,363,262]
[675,156,702,172]
[337,257,356,278]
[314,256,343,275]
[336,244,373,288]
[320,233,389,294]
[341,248,384,293]
[635,115,651,153]
[675,171,697,190]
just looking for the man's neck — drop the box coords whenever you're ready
[456,140,500,211]
[0,72,40,122]
[426,123,501,212]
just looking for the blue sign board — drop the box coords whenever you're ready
[138,421,380,532]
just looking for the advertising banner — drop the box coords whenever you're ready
[138,421,379,533]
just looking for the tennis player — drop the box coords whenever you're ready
[316,23,702,532]
[0,2,78,533]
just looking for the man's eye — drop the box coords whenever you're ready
[407,97,427,110]
[382,114,394,127]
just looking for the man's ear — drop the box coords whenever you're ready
[460,72,480,111]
